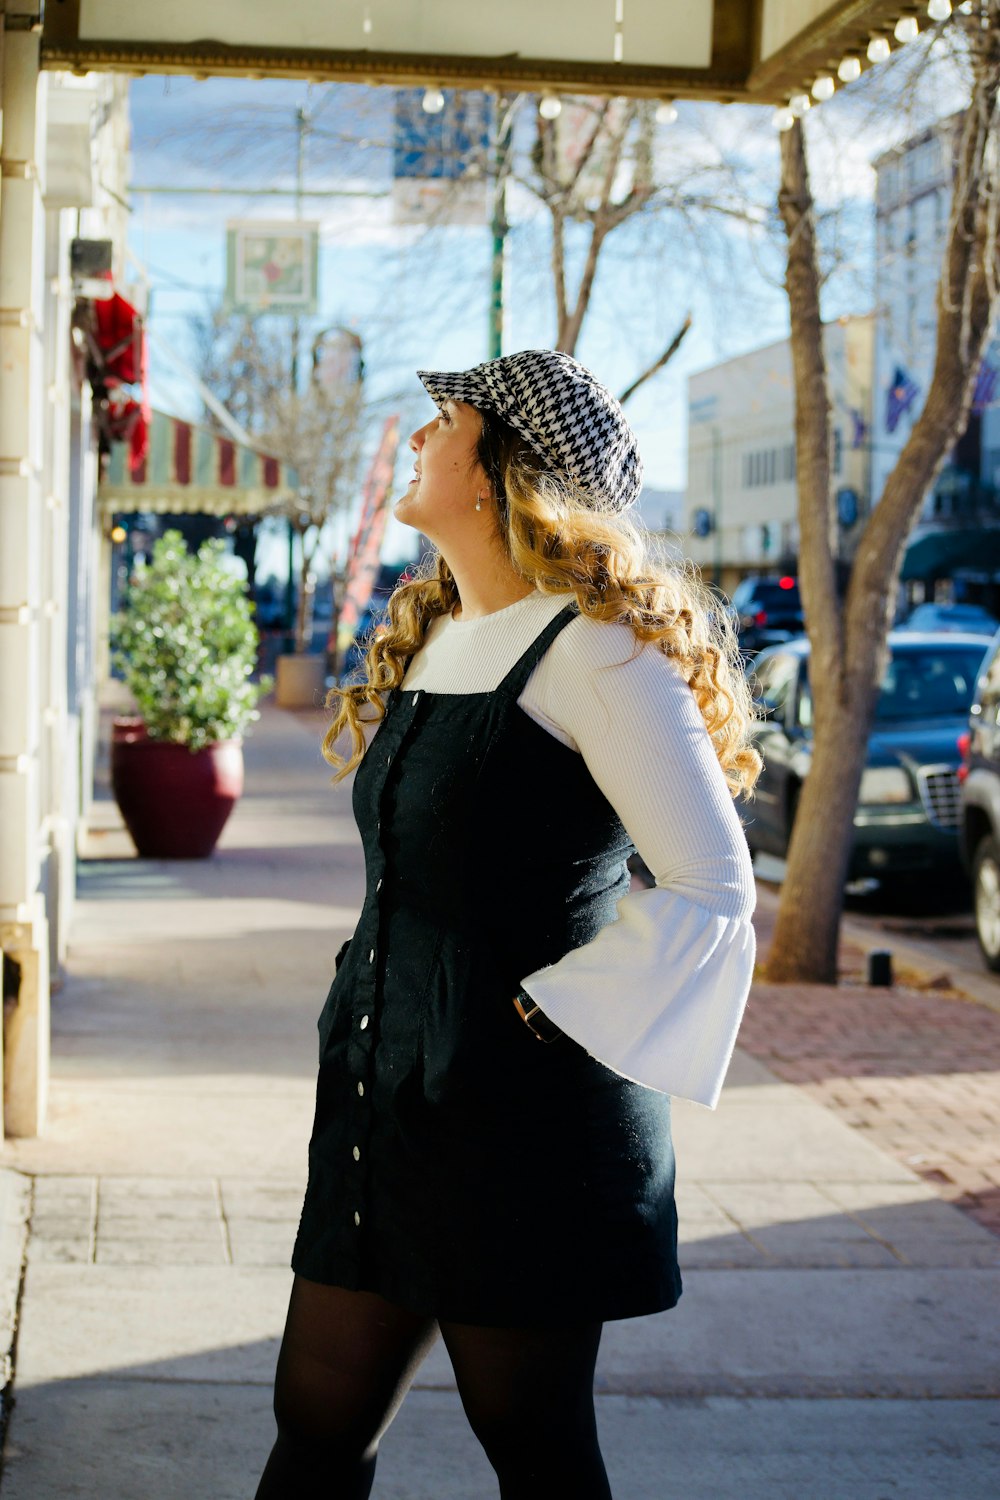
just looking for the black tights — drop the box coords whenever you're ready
[254,1276,612,1499]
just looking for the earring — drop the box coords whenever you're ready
[475,495,483,511]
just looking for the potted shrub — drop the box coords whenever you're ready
[110,529,271,858]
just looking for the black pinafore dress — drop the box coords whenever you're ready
[292,602,682,1326]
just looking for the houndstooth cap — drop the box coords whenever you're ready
[417,349,643,513]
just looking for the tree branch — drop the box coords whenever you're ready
[618,314,692,404]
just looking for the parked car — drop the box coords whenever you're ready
[958,626,1000,969]
[742,632,993,886]
[898,601,998,635]
[727,575,804,656]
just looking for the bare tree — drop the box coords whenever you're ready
[766,11,1000,984]
[189,307,289,437]
[263,368,366,655]
[191,307,368,653]
[525,99,693,397]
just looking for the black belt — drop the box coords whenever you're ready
[513,989,562,1044]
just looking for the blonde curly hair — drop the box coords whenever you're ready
[323,409,761,797]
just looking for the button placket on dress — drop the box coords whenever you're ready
[346,688,424,1240]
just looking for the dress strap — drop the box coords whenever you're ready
[494,602,579,701]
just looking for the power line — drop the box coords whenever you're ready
[129,184,390,198]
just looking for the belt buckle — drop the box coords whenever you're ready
[513,993,561,1044]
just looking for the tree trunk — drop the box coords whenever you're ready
[295,531,316,655]
[766,44,1000,983]
[557,220,610,356]
[766,118,858,983]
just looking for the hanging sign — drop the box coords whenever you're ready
[225,219,319,315]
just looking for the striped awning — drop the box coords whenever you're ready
[98,408,298,516]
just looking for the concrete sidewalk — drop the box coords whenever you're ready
[1,701,998,1498]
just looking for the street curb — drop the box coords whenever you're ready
[838,915,1000,1016]
[752,878,1000,1016]
[0,1170,31,1465]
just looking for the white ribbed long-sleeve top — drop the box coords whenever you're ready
[401,589,756,1108]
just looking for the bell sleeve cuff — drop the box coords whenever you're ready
[518,885,755,1109]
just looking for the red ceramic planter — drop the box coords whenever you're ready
[110,718,244,859]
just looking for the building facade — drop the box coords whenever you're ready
[873,117,1000,608]
[1,7,131,1134]
[683,317,873,598]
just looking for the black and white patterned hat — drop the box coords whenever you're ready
[417,348,643,513]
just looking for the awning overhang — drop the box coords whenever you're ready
[901,527,1000,583]
[98,408,298,518]
[42,1,914,107]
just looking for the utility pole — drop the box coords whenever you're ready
[488,96,513,360]
[285,105,307,647]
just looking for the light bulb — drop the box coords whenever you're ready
[868,35,892,62]
[421,88,445,114]
[773,107,795,132]
[538,93,562,120]
[927,0,951,19]
[894,15,920,42]
[838,55,862,82]
[812,75,836,101]
[789,92,811,117]
[656,100,679,125]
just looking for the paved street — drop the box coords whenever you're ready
[1,701,999,1497]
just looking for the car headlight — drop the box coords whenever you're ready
[858,767,913,804]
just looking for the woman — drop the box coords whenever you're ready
[255,349,760,1499]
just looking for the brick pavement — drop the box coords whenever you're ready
[745,890,1000,1237]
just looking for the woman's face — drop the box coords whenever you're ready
[394,400,490,546]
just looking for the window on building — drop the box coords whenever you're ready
[832,428,843,475]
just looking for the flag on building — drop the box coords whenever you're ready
[849,406,868,450]
[973,358,999,412]
[886,366,919,433]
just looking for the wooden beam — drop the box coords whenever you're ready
[39,0,917,107]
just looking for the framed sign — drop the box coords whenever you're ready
[225,220,319,316]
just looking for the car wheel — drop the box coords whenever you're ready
[972,835,1000,972]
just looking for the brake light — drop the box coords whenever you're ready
[957,730,971,783]
[754,610,768,627]
[779,576,796,590]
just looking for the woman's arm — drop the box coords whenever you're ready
[516,617,756,1108]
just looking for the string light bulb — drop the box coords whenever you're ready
[812,75,836,101]
[655,100,679,125]
[789,92,811,117]
[838,55,862,82]
[927,0,951,19]
[867,35,892,62]
[894,15,920,42]
[421,88,445,114]
[773,106,795,131]
[538,93,562,120]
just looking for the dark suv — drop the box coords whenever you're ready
[727,575,804,656]
[959,627,1000,969]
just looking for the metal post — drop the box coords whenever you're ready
[285,106,307,648]
[711,425,723,589]
[488,96,512,361]
[290,105,306,391]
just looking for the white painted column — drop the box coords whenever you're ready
[41,208,74,975]
[0,12,50,1136]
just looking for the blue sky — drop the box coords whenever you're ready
[125,66,931,572]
